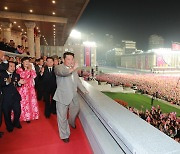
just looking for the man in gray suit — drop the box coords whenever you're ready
[53,52,88,143]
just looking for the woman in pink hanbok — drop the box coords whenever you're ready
[16,57,39,123]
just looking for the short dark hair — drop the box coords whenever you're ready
[7,61,16,70]
[46,57,54,61]
[63,52,74,59]
[35,59,39,62]
[17,45,22,48]
[21,57,29,63]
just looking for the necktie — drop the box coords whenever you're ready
[49,68,52,72]
[9,73,12,78]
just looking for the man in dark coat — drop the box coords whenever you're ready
[40,57,57,118]
[0,50,6,137]
[34,58,44,101]
[0,61,25,132]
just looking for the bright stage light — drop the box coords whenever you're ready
[83,41,96,47]
[150,48,180,54]
[70,30,81,39]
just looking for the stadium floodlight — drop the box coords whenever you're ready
[83,41,97,47]
[70,30,81,39]
[152,48,172,54]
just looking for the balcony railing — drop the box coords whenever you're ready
[78,80,180,154]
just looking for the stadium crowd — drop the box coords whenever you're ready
[96,73,180,105]
[114,98,180,142]
[128,105,180,142]
[79,71,180,142]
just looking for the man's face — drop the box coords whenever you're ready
[8,62,15,73]
[43,56,47,61]
[64,55,74,67]
[54,59,59,65]
[9,57,14,61]
[4,55,9,61]
[39,59,44,66]
[46,59,54,67]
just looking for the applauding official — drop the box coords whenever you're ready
[40,57,57,118]
[0,61,25,132]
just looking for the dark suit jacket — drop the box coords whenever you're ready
[0,42,7,51]
[35,64,41,75]
[0,42,16,53]
[0,62,8,72]
[34,65,43,89]
[0,71,21,104]
[41,66,57,92]
[0,62,8,126]
[0,75,2,126]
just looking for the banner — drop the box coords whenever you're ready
[156,55,167,67]
[84,46,91,66]
[145,55,149,69]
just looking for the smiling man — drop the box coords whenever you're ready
[53,52,88,143]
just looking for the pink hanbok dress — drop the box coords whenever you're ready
[16,67,39,121]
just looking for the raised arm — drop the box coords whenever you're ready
[54,63,78,77]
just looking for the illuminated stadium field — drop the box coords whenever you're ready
[103,92,180,117]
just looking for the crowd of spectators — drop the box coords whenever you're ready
[0,38,30,55]
[113,98,180,142]
[127,105,180,143]
[94,72,180,142]
[96,73,180,105]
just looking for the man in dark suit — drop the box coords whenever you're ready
[0,50,7,137]
[0,86,3,137]
[35,58,44,101]
[0,51,8,72]
[0,38,8,52]
[40,57,57,118]
[0,61,24,132]
[0,50,8,138]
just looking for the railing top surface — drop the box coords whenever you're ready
[81,80,180,154]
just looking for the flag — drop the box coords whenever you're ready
[172,42,180,51]
[84,46,91,66]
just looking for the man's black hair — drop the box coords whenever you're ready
[46,57,54,61]
[7,61,16,70]
[63,52,74,59]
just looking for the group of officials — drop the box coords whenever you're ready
[0,51,88,143]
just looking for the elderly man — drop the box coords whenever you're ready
[53,52,88,143]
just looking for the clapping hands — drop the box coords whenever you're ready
[19,79,26,85]
[27,63,32,70]
[40,67,44,73]
[6,77,11,83]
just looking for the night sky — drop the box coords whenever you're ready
[76,0,180,50]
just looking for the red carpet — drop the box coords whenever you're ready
[0,101,92,154]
